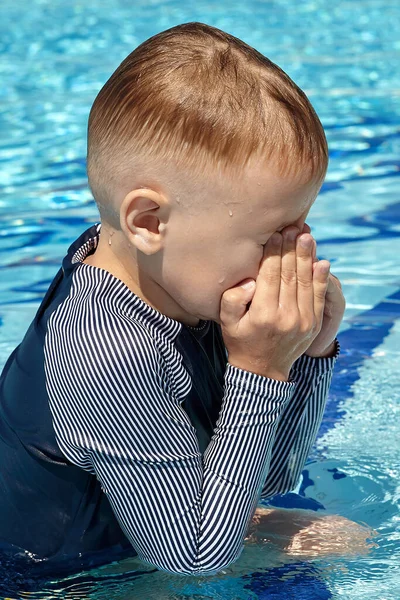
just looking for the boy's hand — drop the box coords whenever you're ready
[301,223,345,358]
[220,225,331,381]
[245,506,378,557]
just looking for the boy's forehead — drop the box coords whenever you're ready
[220,155,320,197]
[228,163,320,214]
[224,166,320,236]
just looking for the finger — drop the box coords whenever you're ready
[279,226,299,308]
[312,260,330,325]
[296,233,315,319]
[220,279,256,327]
[302,222,311,234]
[326,273,336,295]
[252,232,282,314]
[312,239,318,263]
[329,272,342,289]
[312,269,341,294]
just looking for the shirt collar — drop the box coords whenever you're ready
[62,222,211,341]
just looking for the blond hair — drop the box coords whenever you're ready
[87,22,328,225]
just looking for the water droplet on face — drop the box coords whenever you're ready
[229,210,233,217]
[218,276,225,284]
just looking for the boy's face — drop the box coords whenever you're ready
[157,158,322,325]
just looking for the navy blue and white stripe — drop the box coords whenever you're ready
[44,246,339,576]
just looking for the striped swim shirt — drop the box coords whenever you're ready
[0,222,340,577]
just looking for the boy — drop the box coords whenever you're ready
[0,22,354,579]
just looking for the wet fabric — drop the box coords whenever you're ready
[0,223,339,577]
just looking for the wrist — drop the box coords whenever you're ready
[231,365,290,382]
[227,357,290,381]
[305,340,337,359]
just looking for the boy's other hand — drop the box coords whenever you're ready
[245,506,378,557]
[220,225,331,381]
[303,224,345,358]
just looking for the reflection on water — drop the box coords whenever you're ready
[1,510,380,599]
[1,0,399,597]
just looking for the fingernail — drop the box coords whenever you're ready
[270,233,282,245]
[321,263,330,273]
[241,280,255,289]
[299,235,312,248]
[286,228,299,241]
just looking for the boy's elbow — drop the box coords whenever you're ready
[142,550,241,577]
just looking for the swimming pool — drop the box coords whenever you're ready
[0,0,399,597]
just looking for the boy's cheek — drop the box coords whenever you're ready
[225,262,261,293]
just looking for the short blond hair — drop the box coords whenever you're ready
[87,22,328,224]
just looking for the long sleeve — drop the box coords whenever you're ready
[44,309,297,576]
[260,338,340,499]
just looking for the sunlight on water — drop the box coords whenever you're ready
[314,319,400,599]
[0,0,399,597]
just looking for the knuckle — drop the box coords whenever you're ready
[280,311,299,332]
[222,290,238,304]
[263,272,281,285]
[297,242,312,257]
[302,317,316,333]
[301,317,316,335]
[281,270,297,286]
[315,285,328,299]
[297,275,313,288]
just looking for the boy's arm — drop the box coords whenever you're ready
[45,318,296,576]
[259,338,340,499]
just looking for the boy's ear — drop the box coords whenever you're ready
[120,188,169,255]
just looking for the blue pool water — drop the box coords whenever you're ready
[0,0,399,598]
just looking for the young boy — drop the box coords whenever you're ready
[0,22,350,579]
